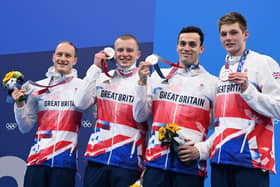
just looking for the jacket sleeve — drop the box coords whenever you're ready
[74,64,101,110]
[14,94,38,134]
[194,132,215,160]
[133,77,153,123]
[241,56,280,119]
[208,76,219,129]
[195,75,218,160]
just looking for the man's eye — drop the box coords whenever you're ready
[56,52,63,56]
[179,41,187,47]
[179,41,197,47]
[126,48,134,53]
[220,32,227,37]
[188,42,197,48]
[116,48,124,52]
[65,53,72,58]
[229,30,238,35]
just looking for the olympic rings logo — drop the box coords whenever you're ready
[81,120,92,128]
[5,122,18,130]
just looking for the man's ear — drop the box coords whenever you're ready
[52,53,55,65]
[73,57,78,65]
[137,51,141,60]
[200,45,205,54]
[244,30,249,40]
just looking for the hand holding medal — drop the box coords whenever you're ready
[221,49,249,84]
[99,47,115,78]
[137,57,154,86]
[2,71,32,104]
[104,47,115,60]
[228,72,249,92]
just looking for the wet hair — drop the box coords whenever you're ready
[57,41,78,57]
[218,12,247,33]
[177,26,204,46]
[116,34,140,50]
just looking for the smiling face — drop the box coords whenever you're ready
[114,38,140,68]
[219,22,248,56]
[177,33,204,67]
[52,42,77,75]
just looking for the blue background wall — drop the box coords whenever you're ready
[1,0,280,186]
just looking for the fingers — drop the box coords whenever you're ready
[228,72,247,82]
[12,89,25,100]
[138,61,152,86]
[228,72,249,92]
[177,145,200,162]
[139,61,152,67]
[139,62,152,75]
[11,89,25,107]
[94,51,108,68]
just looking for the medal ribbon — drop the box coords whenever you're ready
[103,60,113,78]
[225,49,249,72]
[31,76,73,95]
[153,55,183,79]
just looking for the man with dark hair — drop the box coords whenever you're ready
[12,41,89,187]
[193,12,280,187]
[134,26,217,186]
[74,34,147,187]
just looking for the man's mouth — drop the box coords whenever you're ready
[181,52,192,57]
[225,43,234,48]
[119,58,131,63]
[57,62,68,66]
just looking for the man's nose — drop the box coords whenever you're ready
[60,54,68,60]
[121,50,129,56]
[182,44,191,50]
[225,33,232,40]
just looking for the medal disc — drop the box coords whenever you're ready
[145,54,159,65]
[104,47,115,60]
[21,81,33,95]
[221,70,231,81]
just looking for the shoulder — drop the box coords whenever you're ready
[69,77,84,87]
[35,78,48,85]
[248,50,279,69]
[200,65,219,82]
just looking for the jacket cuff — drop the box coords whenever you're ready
[194,141,210,160]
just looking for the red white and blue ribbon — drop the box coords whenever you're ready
[145,54,183,79]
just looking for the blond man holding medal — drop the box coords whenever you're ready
[133,26,218,187]
[11,41,91,187]
[194,12,280,187]
[74,34,148,187]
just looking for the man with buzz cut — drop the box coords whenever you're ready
[12,41,90,187]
